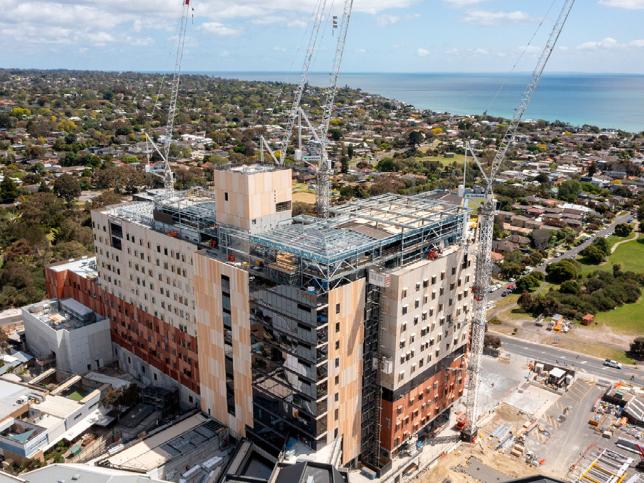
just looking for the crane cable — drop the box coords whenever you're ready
[482,0,558,117]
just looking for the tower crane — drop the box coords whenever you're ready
[260,0,354,218]
[315,0,353,217]
[461,0,575,442]
[145,0,192,191]
[260,0,329,166]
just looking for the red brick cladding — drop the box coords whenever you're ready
[45,264,199,393]
[379,354,465,452]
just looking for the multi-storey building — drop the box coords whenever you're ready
[46,164,473,470]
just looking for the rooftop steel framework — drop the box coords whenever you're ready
[106,190,467,291]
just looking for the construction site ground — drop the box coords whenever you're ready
[409,354,643,483]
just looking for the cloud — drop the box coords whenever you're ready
[446,47,489,56]
[577,37,619,50]
[376,14,400,26]
[0,0,414,52]
[201,21,240,36]
[417,47,430,57]
[577,37,644,50]
[443,0,486,6]
[463,10,531,26]
[576,37,644,50]
[598,0,644,9]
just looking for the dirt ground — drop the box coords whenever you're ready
[293,191,316,204]
[416,444,538,483]
[488,298,632,356]
[416,403,562,483]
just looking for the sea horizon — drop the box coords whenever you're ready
[203,71,644,134]
[3,68,643,133]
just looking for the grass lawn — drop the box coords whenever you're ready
[418,153,467,166]
[594,297,643,334]
[535,281,558,295]
[579,234,644,276]
[66,390,85,401]
[555,340,636,365]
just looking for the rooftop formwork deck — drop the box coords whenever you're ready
[250,193,468,291]
[104,190,468,291]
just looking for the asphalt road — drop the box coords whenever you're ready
[496,333,644,386]
[536,212,632,273]
[487,212,633,302]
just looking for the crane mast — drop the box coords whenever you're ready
[260,0,328,165]
[462,0,575,442]
[315,0,353,217]
[145,0,192,191]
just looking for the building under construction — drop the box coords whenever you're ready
[46,164,474,470]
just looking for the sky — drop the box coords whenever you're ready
[0,0,643,74]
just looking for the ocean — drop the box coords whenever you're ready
[207,72,644,133]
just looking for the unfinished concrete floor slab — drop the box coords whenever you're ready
[504,383,559,419]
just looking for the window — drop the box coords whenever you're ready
[335,303,341,314]
[402,305,408,315]
[224,192,229,201]
[276,201,292,212]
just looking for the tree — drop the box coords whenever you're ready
[629,337,644,361]
[376,157,396,172]
[558,179,582,202]
[484,334,501,349]
[516,273,543,293]
[580,245,606,265]
[588,161,597,177]
[0,176,19,203]
[560,280,580,295]
[592,237,610,256]
[53,174,81,202]
[546,259,580,283]
[408,130,423,147]
[614,223,633,238]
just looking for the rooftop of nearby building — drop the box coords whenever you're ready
[228,163,282,174]
[47,256,98,279]
[14,464,170,483]
[101,413,227,474]
[23,299,105,331]
[0,379,37,419]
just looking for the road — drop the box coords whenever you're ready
[536,212,632,273]
[487,212,633,302]
[496,333,644,386]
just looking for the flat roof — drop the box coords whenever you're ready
[253,193,465,264]
[104,413,218,472]
[32,395,82,419]
[48,257,98,279]
[228,163,283,174]
[23,299,104,331]
[20,464,169,483]
[0,380,34,418]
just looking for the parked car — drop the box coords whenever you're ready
[603,359,622,369]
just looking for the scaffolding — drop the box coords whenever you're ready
[250,193,467,292]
